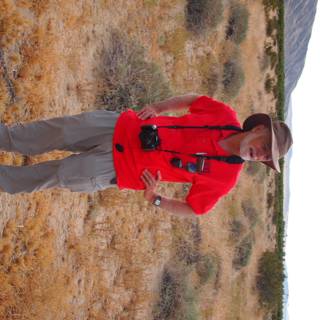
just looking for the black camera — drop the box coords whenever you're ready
[139,125,160,150]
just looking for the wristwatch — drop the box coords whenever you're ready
[152,195,162,207]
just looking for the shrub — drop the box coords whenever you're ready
[263,0,277,10]
[256,251,284,309]
[245,161,261,176]
[229,219,244,242]
[185,0,224,34]
[0,49,13,102]
[225,3,249,44]
[265,74,275,93]
[267,192,274,209]
[174,220,202,265]
[175,282,200,320]
[241,200,258,226]
[176,239,201,265]
[222,59,244,99]
[153,269,178,320]
[264,43,278,69]
[264,73,278,100]
[190,220,202,246]
[196,254,219,285]
[98,30,172,112]
[266,17,278,37]
[153,269,200,320]
[232,234,253,269]
[245,161,267,183]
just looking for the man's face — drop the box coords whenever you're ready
[239,125,272,162]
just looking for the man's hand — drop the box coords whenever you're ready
[140,169,161,202]
[136,94,200,119]
[136,105,158,120]
[140,169,197,217]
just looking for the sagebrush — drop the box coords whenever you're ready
[185,0,224,34]
[256,251,284,309]
[98,30,172,112]
[222,59,245,99]
[225,3,249,44]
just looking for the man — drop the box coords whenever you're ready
[0,94,292,217]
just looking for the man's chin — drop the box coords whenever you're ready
[239,152,251,161]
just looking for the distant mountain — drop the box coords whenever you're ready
[285,0,318,117]
[284,0,318,224]
[284,1,318,319]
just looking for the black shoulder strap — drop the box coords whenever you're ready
[158,149,245,164]
[157,125,243,132]
[202,155,244,164]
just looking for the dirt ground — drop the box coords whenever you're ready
[0,0,279,319]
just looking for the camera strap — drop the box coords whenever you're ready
[156,148,244,164]
[155,124,245,164]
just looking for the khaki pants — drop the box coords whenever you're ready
[0,110,119,194]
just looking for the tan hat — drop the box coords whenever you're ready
[243,113,293,173]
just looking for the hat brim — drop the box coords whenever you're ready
[243,113,281,173]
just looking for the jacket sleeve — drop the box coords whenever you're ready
[189,96,235,115]
[186,164,243,215]
[186,177,231,215]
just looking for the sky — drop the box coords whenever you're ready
[286,3,320,319]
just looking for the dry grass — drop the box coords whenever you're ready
[0,79,9,113]
[0,189,168,319]
[14,28,60,119]
[0,0,60,123]
[0,194,75,319]
[198,54,220,96]
[228,272,246,319]
[229,219,245,243]
[0,0,32,47]
[160,27,189,57]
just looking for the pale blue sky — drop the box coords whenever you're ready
[287,3,320,319]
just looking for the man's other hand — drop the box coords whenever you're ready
[140,169,161,202]
[136,106,158,120]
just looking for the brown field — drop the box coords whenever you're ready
[0,0,279,319]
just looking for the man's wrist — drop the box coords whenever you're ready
[152,194,162,206]
[151,103,164,114]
